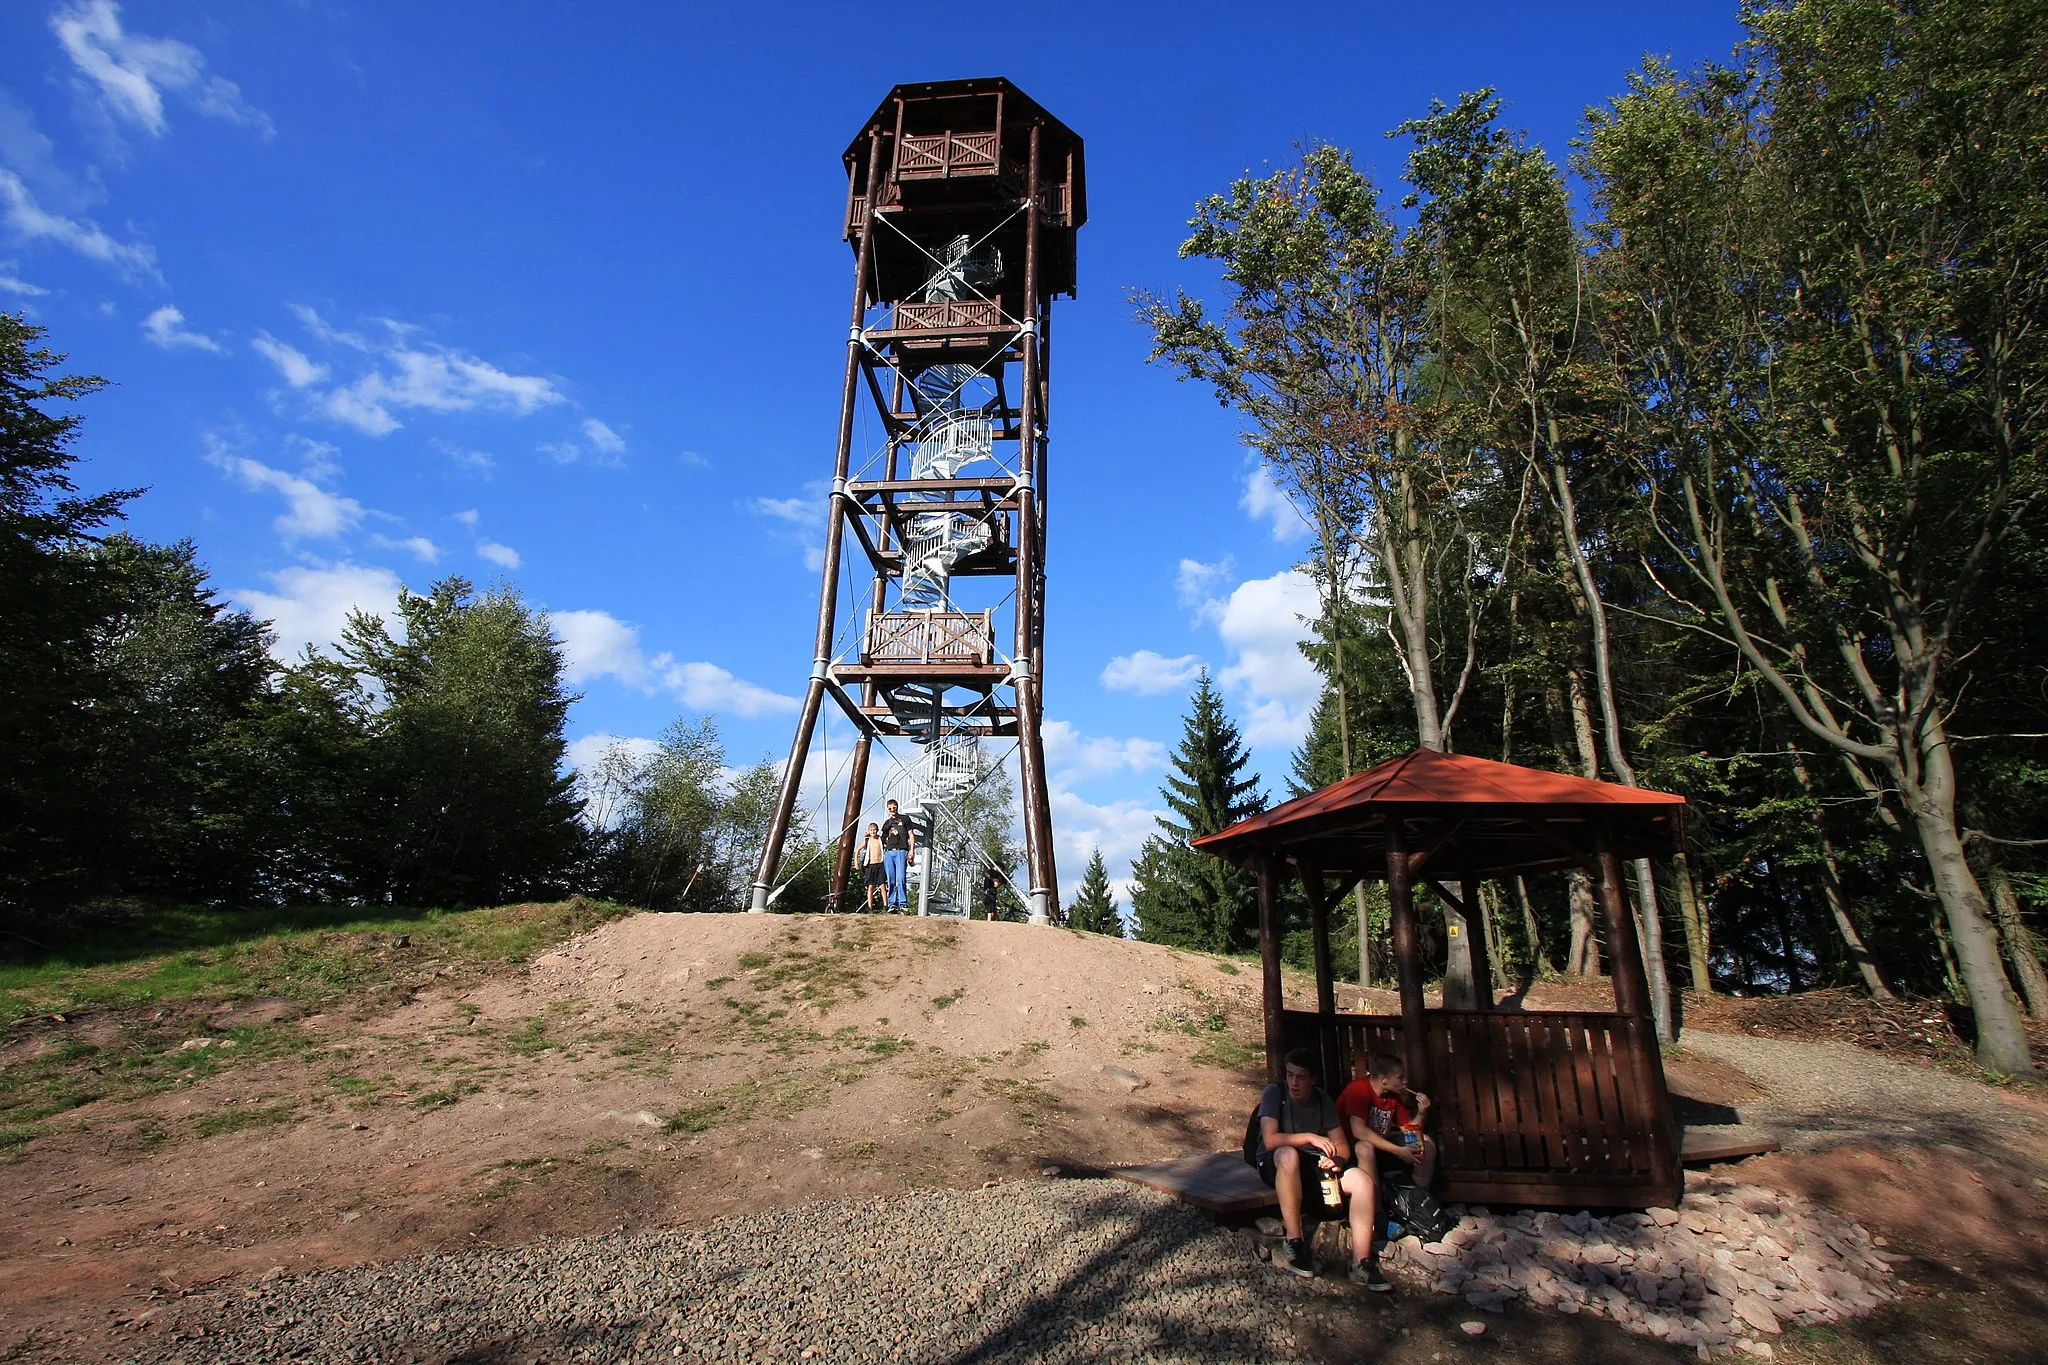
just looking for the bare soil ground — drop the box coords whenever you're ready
[3,912,1269,1360]
[5,909,2045,1364]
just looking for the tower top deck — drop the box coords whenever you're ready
[840,77,1085,301]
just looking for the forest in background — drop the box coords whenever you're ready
[3,0,2041,1075]
[1118,0,2045,1075]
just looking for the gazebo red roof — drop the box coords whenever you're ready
[1192,748,1685,879]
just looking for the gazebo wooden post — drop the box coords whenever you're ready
[1384,819,1431,1092]
[1257,849,1286,1083]
[1462,877,1494,1011]
[1299,858,1340,1085]
[1593,832,1652,1020]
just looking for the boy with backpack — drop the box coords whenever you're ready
[1245,1048,1379,1283]
[1336,1050,1447,1285]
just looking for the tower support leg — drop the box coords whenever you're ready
[828,731,873,912]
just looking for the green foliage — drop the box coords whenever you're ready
[1129,673,1266,953]
[1065,847,1120,935]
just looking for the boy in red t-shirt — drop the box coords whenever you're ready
[1335,1051,1438,1284]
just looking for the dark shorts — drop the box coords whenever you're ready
[863,864,885,888]
[1255,1150,1332,1211]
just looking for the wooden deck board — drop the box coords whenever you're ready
[1110,1151,1276,1215]
[1679,1125,1781,1165]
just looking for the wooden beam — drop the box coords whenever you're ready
[1258,851,1286,1084]
[1384,824,1430,1093]
[1298,857,1339,1086]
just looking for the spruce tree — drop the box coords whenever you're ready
[1129,672,1265,952]
[1066,847,1118,934]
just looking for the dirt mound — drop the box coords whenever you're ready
[0,913,1271,1361]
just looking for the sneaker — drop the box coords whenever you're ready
[1348,1258,1392,1292]
[1279,1237,1316,1278]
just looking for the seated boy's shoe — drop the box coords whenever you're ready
[1348,1258,1392,1291]
[1278,1237,1316,1278]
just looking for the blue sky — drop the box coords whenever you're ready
[1,1,1744,904]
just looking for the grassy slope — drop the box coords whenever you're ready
[0,899,632,1150]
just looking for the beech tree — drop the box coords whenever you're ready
[1584,0,2046,1072]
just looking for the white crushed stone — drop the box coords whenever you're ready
[1383,1178,1894,1356]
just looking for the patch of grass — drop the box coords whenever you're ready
[0,1123,46,1154]
[1069,1015,1089,1029]
[190,1100,298,1138]
[1192,1034,1262,1069]
[1024,1040,1051,1055]
[930,990,964,1010]
[704,977,732,990]
[409,1081,482,1110]
[925,1108,957,1125]
[504,1017,553,1056]
[737,952,774,971]
[1215,960,1240,976]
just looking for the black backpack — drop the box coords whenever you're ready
[1383,1176,1452,1243]
[1242,1104,1263,1166]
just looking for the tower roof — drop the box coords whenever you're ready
[843,77,1083,165]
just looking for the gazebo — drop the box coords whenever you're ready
[1193,747,1687,1210]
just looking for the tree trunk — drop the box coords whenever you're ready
[1515,875,1553,977]
[1631,856,1675,1042]
[1983,856,2048,1021]
[1673,851,1713,993]
[1566,869,1600,977]
[1907,762,2035,1073]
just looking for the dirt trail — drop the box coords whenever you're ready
[1,914,1267,1360]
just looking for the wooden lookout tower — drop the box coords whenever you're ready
[747,79,1085,922]
[1196,748,1688,1210]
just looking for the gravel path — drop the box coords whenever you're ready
[1680,1030,2048,1162]
[134,1181,1347,1365]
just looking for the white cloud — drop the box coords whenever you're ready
[209,448,364,541]
[251,331,326,386]
[433,439,494,474]
[1048,783,1163,903]
[539,440,581,463]
[1175,555,1235,619]
[1042,719,1166,782]
[553,608,799,719]
[141,303,221,352]
[0,168,156,278]
[659,661,799,718]
[1100,649,1205,697]
[476,541,521,569]
[372,534,439,563]
[1242,463,1309,543]
[233,562,403,661]
[0,267,47,296]
[453,508,480,528]
[581,418,625,454]
[321,343,564,436]
[750,492,826,571]
[285,309,565,438]
[1214,569,1322,746]
[52,0,273,140]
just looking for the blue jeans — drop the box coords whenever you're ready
[883,848,909,908]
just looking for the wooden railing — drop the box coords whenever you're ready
[862,610,995,666]
[1283,1008,1679,1207]
[896,131,1000,180]
[892,300,1005,332]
